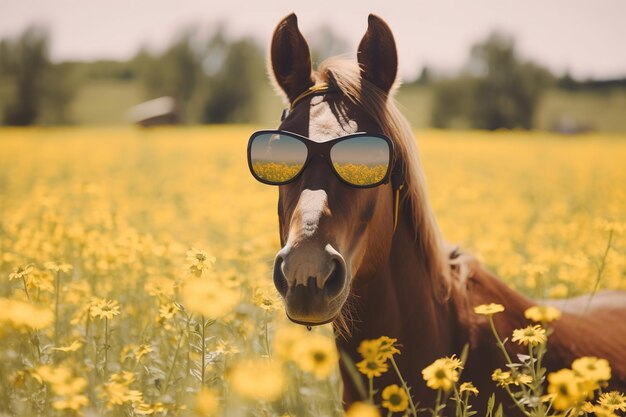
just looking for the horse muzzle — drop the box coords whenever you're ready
[273,242,349,325]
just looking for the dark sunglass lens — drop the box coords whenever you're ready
[249,133,307,184]
[330,136,390,186]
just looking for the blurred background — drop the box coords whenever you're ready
[1,0,625,132]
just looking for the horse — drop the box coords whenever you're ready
[261,13,626,415]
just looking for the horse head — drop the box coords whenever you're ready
[264,14,402,327]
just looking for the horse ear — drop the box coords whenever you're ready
[270,13,315,102]
[357,14,398,94]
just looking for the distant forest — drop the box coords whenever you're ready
[1,25,625,132]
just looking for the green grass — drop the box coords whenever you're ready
[66,80,626,133]
[69,80,143,125]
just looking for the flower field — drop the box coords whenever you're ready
[0,126,624,417]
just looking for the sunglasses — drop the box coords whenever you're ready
[247,130,394,188]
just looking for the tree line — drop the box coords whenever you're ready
[0,25,623,128]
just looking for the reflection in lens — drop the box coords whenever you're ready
[250,133,307,183]
[331,136,390,186]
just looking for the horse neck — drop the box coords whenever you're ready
[335,208,464,393]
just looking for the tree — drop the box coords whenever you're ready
[431,32,553,130]
[0,26,75,125]
[196,37,265,123]
[133,26,266,124]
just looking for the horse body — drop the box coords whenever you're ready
[265,13,626,414]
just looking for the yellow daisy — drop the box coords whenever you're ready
[375,336,400,360]
[572,357,611,382]
[422,357,460,391]
[512,325,546,346]
[345,401,381,417]
[473,303,505,316]
[460,382,479,396]
[598,391,626,412]
[547,369,584,411]
[292,334,339,379]
[524,305,562,323]
[381,384,409,413]
[90,299,121,320]
[356,357,388,378]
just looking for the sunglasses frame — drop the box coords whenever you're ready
[247,129,395,188]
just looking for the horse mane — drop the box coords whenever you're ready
[314,57,453,302]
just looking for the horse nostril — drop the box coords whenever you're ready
[324,258,346,298]
[273,256,288,297]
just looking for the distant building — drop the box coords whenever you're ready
[128,97,179,127]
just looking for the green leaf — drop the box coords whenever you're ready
[486,394,495,417]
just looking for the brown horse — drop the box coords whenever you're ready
[264,13,626,415]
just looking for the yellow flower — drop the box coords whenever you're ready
[376,336,400,360]
[512,373,533,386]
[356,357,389,378]
[181,278,239,318]
[356,336,400,361]
[473,303,505,316]
[145,276,176,298]
[587,404,619,417]
[524,305,561,323]
[53,340,83,352]
[422,357,460,391]
[52,394,89,411]
[34,365,72,386]
[598,391,626,412]
[572,357,611,382]
[215,340,239,356]
[346,401,381,417]
[134,402,165,415]
[0,298,54,330]
[512,325,546,346]
[491,368,532,387]
[547,369,584,410]
[272,324,307,360]
[52,377,87,396]
[381,384,409,413]
[357,339,381,360]
[186,248,214,276]
[195,388,219,416]
[491,369,512,387]
[292,333,338,379]
[101,380,143,408]
[90,299,121,320]
[252,286,282,312]
[43,261,73,273]
[8,264,34,281]
[133,344,153,362]
[229,359,284,401]
[34,365,88,411]
[158,302,179,322]
[110,370,136,386]
[460,382,479,396]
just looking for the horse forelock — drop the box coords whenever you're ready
[315,57,454,302]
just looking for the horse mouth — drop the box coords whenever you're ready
[285,312,338,327]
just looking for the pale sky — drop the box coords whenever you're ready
[1,0,625,80]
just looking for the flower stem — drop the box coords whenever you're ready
[54,271,61,348]
[162,326,185,395]
[22,277,31,301]
[368,376,373,403]
[264,312,271,358]
[453,384,461,417]
[390,356,418,417]
[503,385,532,417]
[488,316,514,365]
[201,315,206,387]
[104,317,109,376]
[432,388,442,417]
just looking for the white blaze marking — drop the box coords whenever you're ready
[296,189,328,238]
